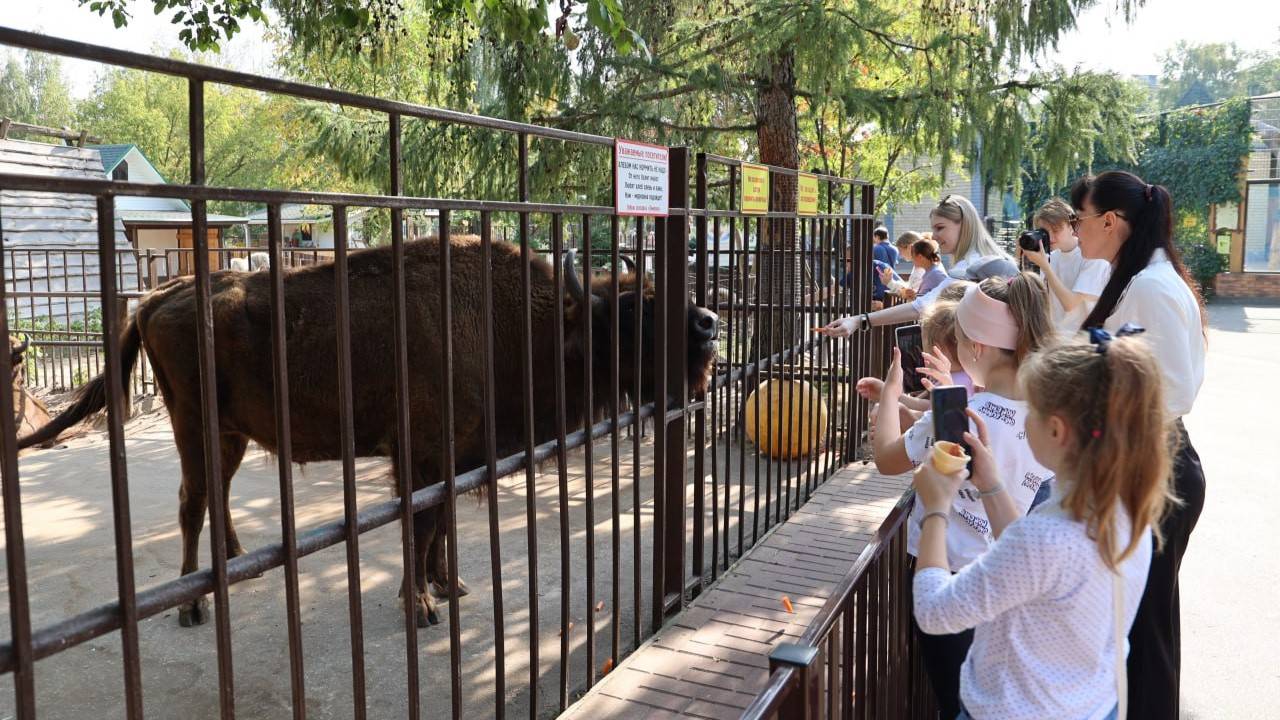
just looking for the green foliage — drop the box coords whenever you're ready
[78,0,641,56]
[74,58,362,214]
[1158,40,1280,109]
[0,50,75,128]
[1021,99,1252,293]
[1142,99,1252,207]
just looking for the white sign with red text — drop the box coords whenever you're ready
[614,139,669,217]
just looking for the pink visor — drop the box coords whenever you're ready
[956,284,1018,351]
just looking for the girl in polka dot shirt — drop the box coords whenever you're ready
[912,334,1175,720]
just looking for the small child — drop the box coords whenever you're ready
[911,237,950,296]
[874,273,1056,718]
[1020,198,1111,332]
[912,331,1173,720]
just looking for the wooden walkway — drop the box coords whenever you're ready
[564,464,912,719]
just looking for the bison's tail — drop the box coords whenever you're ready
[16,316,142,450]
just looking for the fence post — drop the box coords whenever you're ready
[769,643,822,719]
[653,146,691,625]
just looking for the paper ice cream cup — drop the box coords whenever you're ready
[931,441,970,474]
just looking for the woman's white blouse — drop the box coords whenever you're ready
[1101,249,1205,418]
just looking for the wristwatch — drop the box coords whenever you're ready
[858,313,871,332]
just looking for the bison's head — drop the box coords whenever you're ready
[564,251,718,407]
[9,335,29,385]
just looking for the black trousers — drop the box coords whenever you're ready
[1127,421,1206,719]
[908,556,973,719]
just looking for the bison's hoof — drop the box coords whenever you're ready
[413,594,440,628]
[429,577,470,600]
[178,597,210,627]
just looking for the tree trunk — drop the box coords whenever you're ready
[749,48,801,374]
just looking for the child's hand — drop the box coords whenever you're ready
[901,287,917,301]
[963,409,1001,494]
[914,460,966,514]
[879,267,895,286]
[883,347,904,399]
[856,376,884,402]
[1019,245,1049,270]
[918,345,955,390]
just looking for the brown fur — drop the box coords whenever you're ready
[19,236,717,627]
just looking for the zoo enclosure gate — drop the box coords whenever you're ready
[0,26,905,720]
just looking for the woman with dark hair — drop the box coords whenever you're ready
[1069,170,1206,720]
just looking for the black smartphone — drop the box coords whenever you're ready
[931,385,970,457]
[896,324,925,394]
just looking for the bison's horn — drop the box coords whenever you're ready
[619,254,637,274]
[563,249,587,303]
[15,335,29,356]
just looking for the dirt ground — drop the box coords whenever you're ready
[0,397,848,719]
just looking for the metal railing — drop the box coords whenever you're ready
[0,26,890,720]
[4,246,335,395]
[742,492,938,720]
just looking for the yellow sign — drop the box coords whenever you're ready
[1216,232,1232,255]
[797,173,819,216]
[741,163,770,214]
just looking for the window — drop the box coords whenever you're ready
[112,160,128,181]
[1245,182,1280,272]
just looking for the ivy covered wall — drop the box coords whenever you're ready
[1021,98,1253,294]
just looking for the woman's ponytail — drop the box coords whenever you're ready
[1071,171,1205,329]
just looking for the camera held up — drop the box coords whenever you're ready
[1018,228,1050,254]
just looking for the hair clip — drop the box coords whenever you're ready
[1087,323,1145,354]
[1091,429,1103,439]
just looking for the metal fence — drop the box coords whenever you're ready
[5,246,333,395]
[741,492,938,720]
[0,26,906,720]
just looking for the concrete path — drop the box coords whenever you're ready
[1180,302,1280,719]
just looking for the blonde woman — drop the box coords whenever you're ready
[816,195,1015,338]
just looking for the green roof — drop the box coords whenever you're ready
[89,144,135,174]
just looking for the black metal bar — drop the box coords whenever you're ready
[752,215,763,545]
[95,195,144,719]
[517,132,542,720]
[190,77,236,719]
[551,213,572,712]
[479,211,506,720]
[692,151,708,590]
[581,214,598,688]
[437,210,464,719]
[331,206,368,720]
[651,204,668,634]
[388,111,422,720]
[630,215,644,649]
[662,147,690,616]
[608,212,622,670]
[0,171,618,216]
[266,202,308,719]
[0,175,36,720]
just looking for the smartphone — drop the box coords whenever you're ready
[931,385,970,458]
[896,324,925,394]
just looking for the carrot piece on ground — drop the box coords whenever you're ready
[781,596,794,613]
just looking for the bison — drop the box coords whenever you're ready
[20,235,718,627]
